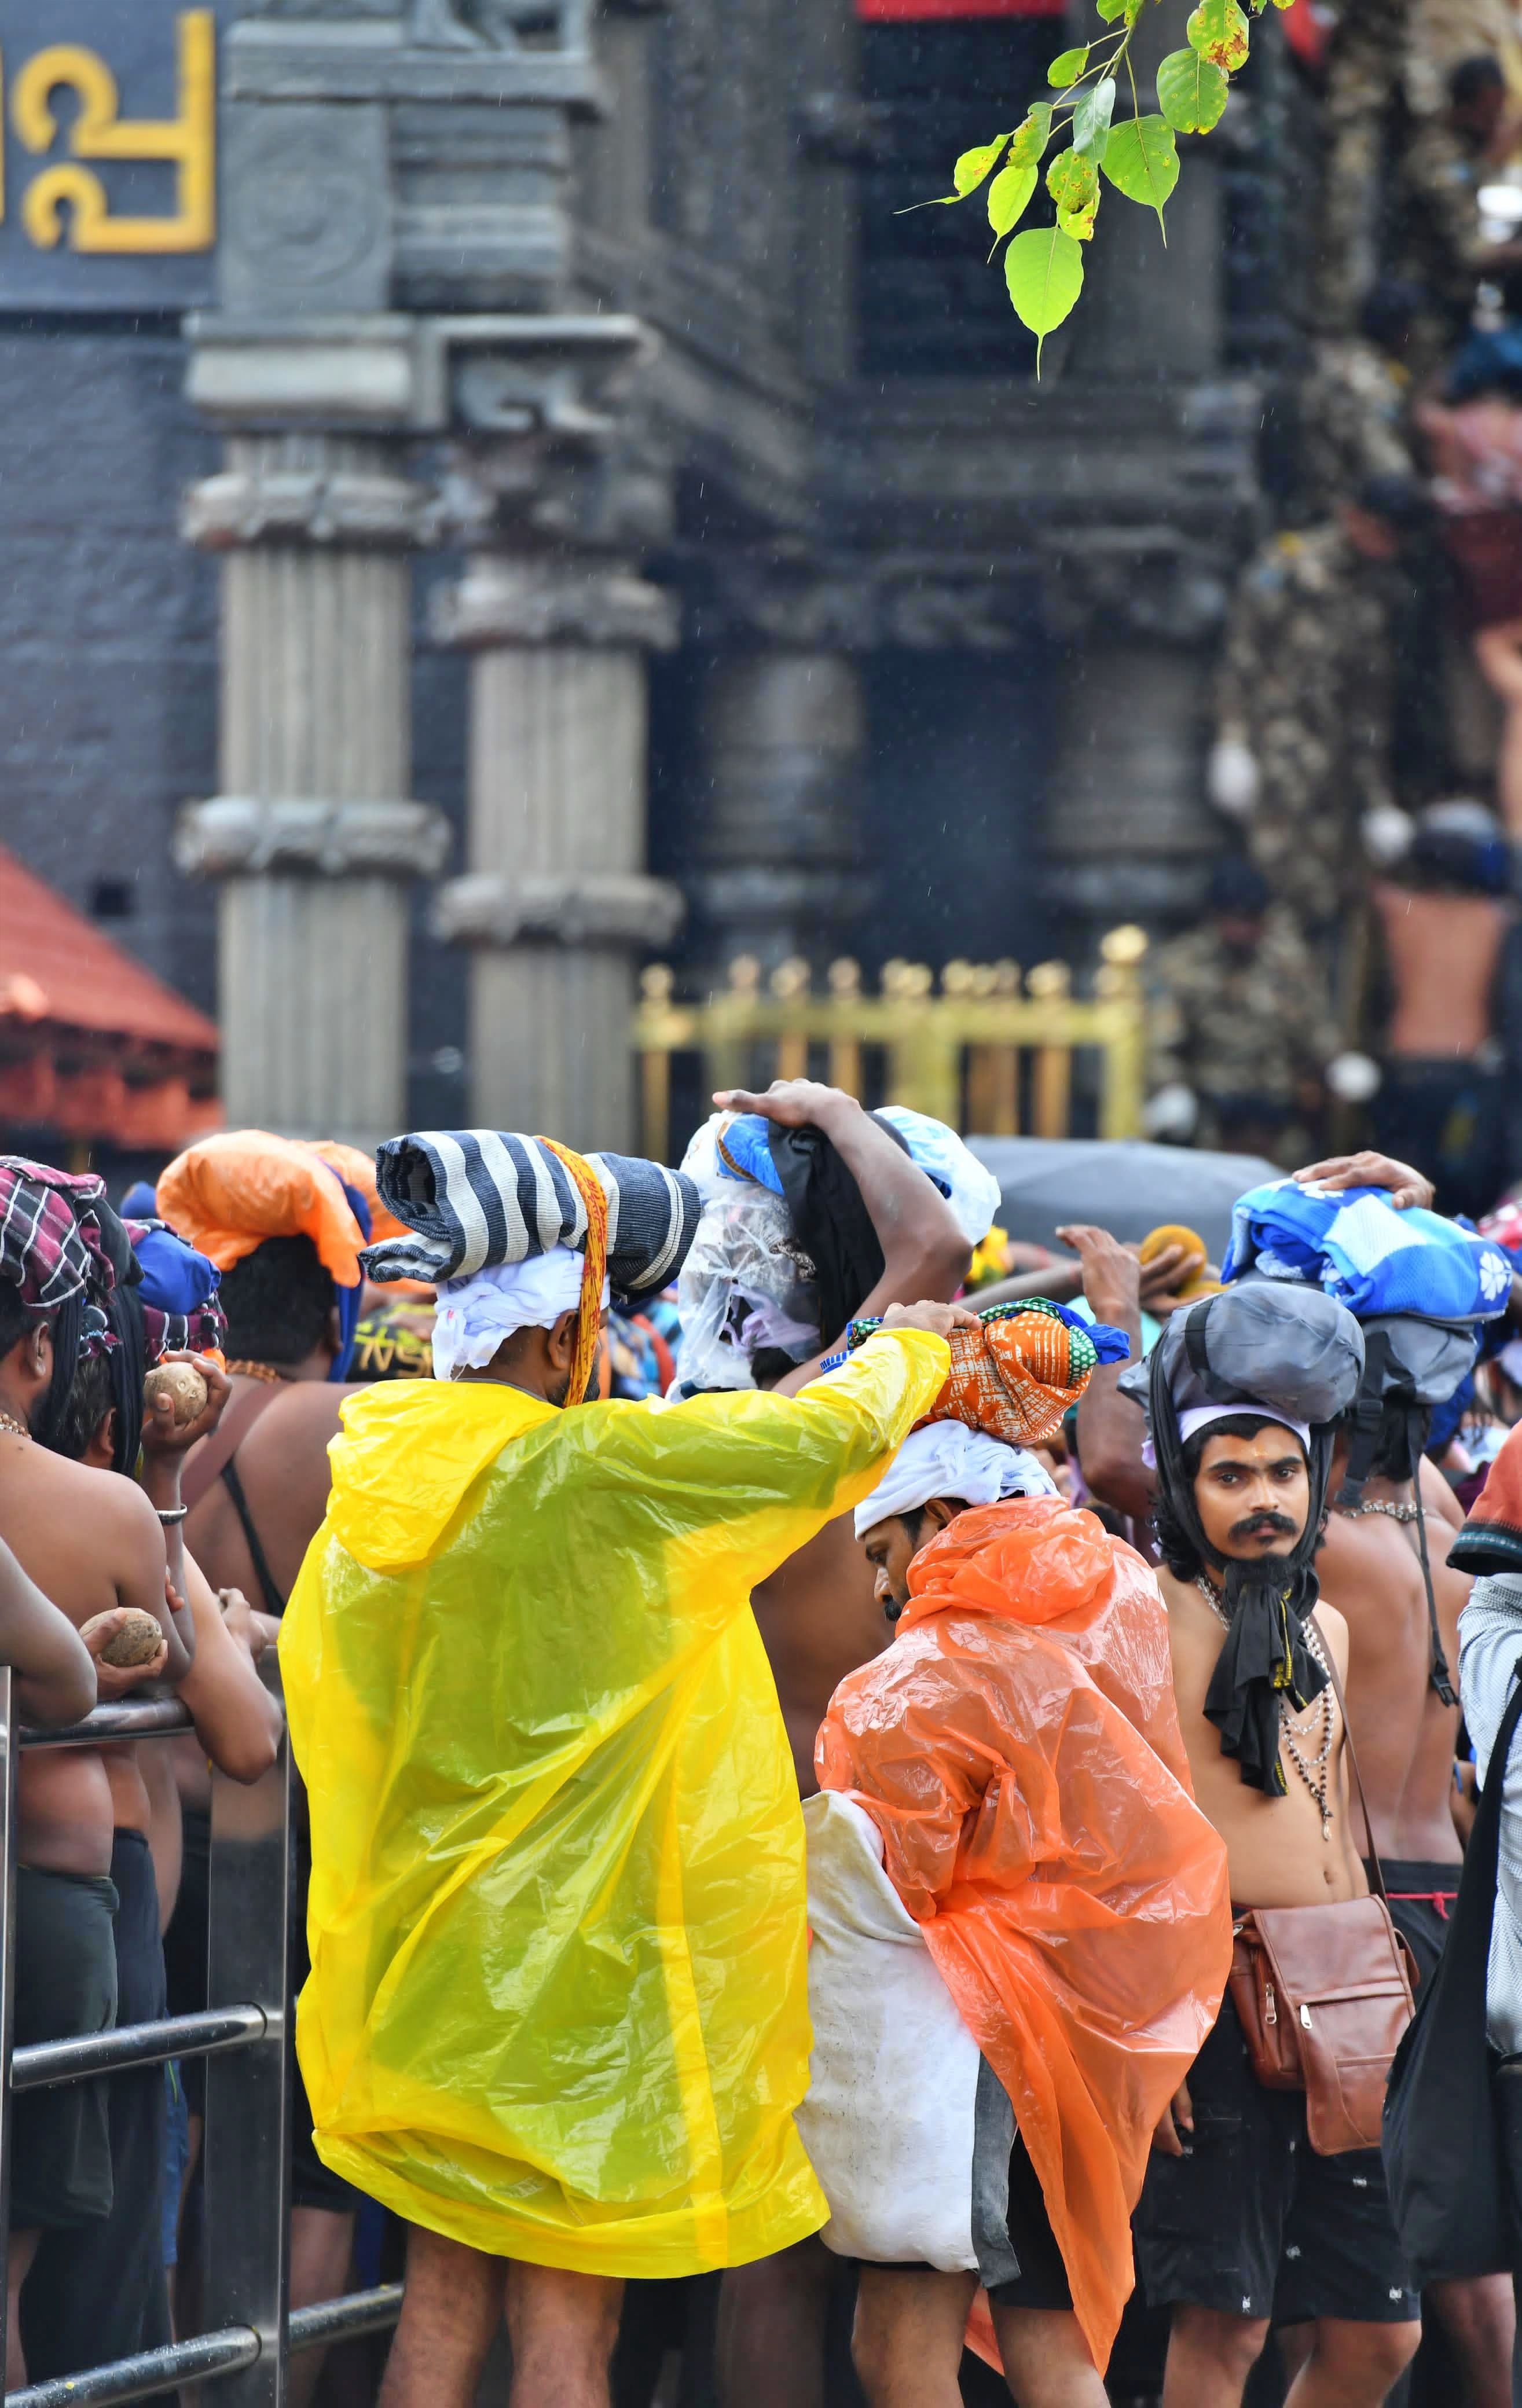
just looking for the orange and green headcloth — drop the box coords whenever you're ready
[847,1298,1130,1450]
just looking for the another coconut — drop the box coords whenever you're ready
[144,1362,207,1428]
[80,1609,165,1669]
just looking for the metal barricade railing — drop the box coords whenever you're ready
[632,926,1150,1163]
[0,1669,402,2406]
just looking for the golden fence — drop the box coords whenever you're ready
[634,925,1149,1163]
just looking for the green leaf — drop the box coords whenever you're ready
[1046,148,1099,212]
[1007,104,1054,168]
[1095,0,1143,18]
[1156,47,1229,133]
[986,159,1037,237]
[1101,115,1180,226]
[1004,224,1085,371]
[1047,45,1088,86]
[1057,196,1099,240]
[1186,0,1249,70]
[1071,76,1117,156]
[953,134,1011,195]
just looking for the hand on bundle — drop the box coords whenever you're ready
[879,1301,981,1340]
[1294,1152,1433,1212]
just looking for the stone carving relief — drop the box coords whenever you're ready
[408,0,589,52]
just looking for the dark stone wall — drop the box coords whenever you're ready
[0,322,473,1128]
[0,321,219,1016]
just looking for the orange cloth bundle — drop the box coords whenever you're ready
[307,1140,409,1248]
[816,1496,1232,2371]
[928,1303,1098,1449]
[157,1129,366,1287]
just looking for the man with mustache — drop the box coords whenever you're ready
[1125,1286,1422,2408]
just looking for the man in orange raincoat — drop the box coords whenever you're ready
[804,1382,1232,2408]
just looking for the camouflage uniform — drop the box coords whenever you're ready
[1147,910,1335,1165]
[1299,339,1414,515]
[1318,0,1413,334]
[1215,524,1397,928]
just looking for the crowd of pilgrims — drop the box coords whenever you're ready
[5,1097,1522,2408]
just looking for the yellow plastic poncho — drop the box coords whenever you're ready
[279,1328,949,2277]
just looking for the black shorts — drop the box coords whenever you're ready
[1132,1989,1418,2328]
[163,1804,210,2119]
[893,2057,1072,2314]
[1382,1858,1459,1997]
[10,1864,118,2232]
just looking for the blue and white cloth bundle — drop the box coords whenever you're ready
[1222,1180,1513,1328]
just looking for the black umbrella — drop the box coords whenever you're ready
[965,1137,1282,1265]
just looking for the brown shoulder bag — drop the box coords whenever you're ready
[1226,1618,1417,2155]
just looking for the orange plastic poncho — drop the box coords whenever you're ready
[157,1130,366,1285]
[816,1496,1231,2370]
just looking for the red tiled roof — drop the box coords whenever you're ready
[0,846,217,1055]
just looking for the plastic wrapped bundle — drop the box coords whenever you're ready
[810,1496,1231,2370]
[674,1187,822,1392]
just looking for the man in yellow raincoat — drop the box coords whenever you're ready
[279,1125,962,2408]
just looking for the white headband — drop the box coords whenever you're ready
[432,1246,608,1382]
[1141,1399,1311,1470]
[853,1421,1059,1538]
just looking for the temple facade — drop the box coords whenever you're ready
[0,0,1299,1159]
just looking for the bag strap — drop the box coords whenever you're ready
[180,1379,283,1513]
[1311,1610,1388,1903]
[1412,1477,1459,1708]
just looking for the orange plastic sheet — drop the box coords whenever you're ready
[816,1496,1231,2371]
[157,1129,366,1284]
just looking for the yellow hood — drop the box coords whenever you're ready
[327,1379,557,1573]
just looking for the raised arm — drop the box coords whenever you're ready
[175,1554,283,1783]
[0,1530,97,1728]
[711,1080,971,1392]
[1061,1224,1156,1524]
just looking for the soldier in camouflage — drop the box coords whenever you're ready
[1145,857,1335,1168]
[1208,482,1420,935]
[1299,282,1419,515]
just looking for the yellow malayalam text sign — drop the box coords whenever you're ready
[0,4,222,309]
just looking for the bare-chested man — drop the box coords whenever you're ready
[1123,1289,1421,2407]
[684,1082,973,2408]
[156,1130,371,2390]
[1072,1154,1514,2403]
[0,1167,196,2388]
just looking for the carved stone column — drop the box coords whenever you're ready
[424,324,682,1152]
[177,438,449,1146]
[1037,530,1232,945]
[690,652,870,977]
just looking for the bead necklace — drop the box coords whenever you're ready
[1195,1570,1336,1838]
[0,1412,27,1441]
[1334,1498,1420,1525]
[225,1360,289,1385]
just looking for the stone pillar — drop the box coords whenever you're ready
[688,652,869,977]
[176,435,449,1147]
[1037,533,1231,948]
[430,556,681,1152]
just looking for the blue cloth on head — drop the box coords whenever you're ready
[130,1222,222,1319]
[716,1115,784,1193]
[1222,1181,1512,1325]
[330,1180,372,1382]
[1039,1296,1131,1364]
[119,1181,159,1221]
[1427,1373,1474,1456]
